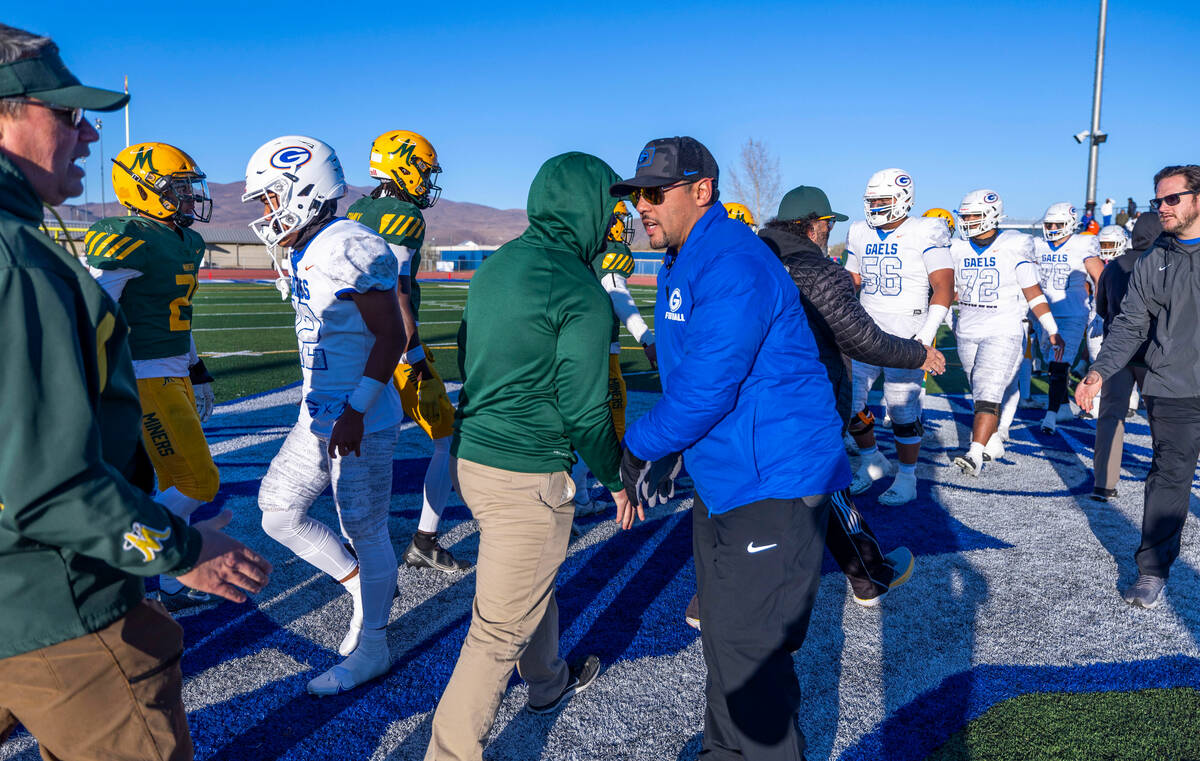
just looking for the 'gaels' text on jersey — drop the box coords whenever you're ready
[1033,233,1100,318]
[952,230,1038,339]
[844,216,952,317]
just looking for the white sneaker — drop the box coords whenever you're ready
[952,452,984,477]
[983,433,1005,462]
[878,472,917,506]
[1040,410,1057,434]
[849,451,891,495]
[308,642,391,696]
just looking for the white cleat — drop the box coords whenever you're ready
[849,451,891,495]
[878,472,917,506]
[983,433,1005,462]
[1040,410,1057,434]
[308,644,391,697]
[952,452,984,477]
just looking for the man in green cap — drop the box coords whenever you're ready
[0,24,271,760]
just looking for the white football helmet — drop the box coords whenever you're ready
[956,189,1004,239]
[1097,224,1130,260]
[243,135,346,248]
[863,168,915,228]
[1042,202,1078,243]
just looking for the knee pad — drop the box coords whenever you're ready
[848,407,875,436]
[974,400,1001,417]
[892,418,924,444]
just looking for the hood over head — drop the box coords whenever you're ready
[1130,211,1162,252]
[522,152,623,266]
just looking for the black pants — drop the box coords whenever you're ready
[824,488,895,599]
[693,493,830,761]
[1139,395,1200,578]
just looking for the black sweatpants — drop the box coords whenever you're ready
[824,488,896,600]
[1139,395,1200,578]
[693,493,830,761]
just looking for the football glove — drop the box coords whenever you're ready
[621,448,683,510]
[417,377,448,424]
[274,276,290,301]
[194,383,215,423]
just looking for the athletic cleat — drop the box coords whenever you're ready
[1040,411,1057,434]
[982,433,1005,462]
[852,547,914,607]
[403,537,470,573]
[1121,574,1165,609]
[684,594,700,630]
[152,586,213,613]
[527,654,601,714]
[307,645,392,696]
[849,451,891,495]
[878,473,917,506]
[953,452,983,477]
[1091,487,1118,502]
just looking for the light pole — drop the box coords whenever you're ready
[1081,0,1109,207]
[96,118,107,219]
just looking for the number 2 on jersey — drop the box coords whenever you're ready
[169,274,198,331]
[960,267,1000,302]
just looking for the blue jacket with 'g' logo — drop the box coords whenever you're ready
[624,204,851,514]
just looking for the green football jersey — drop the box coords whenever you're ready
[593,242,636,344]
[347,195,427,317]
[85,216,204,361]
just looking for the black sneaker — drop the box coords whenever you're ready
[527,655,601,714]
[403,536,471,573]
[152,586,214,613]
[684,594,700,630]
[1091,487,1118,502]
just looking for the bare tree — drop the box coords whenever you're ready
[727,138,782,226]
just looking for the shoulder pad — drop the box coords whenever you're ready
[84,216,156,267]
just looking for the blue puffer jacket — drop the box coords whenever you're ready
[624,204,851,514]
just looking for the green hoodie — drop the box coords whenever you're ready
[453,152,624,490]
[0,153,201,659]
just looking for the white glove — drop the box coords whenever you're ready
[274,277,290,301]
[194,383,215,423]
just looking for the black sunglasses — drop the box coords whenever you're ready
[5,97,84,128]
[1149,190,1198,211]
[628,179,697,206]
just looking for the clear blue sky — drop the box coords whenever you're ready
[12,0,1199,221]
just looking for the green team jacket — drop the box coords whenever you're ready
[0,154,202,659]
[453,152,624,490]
[346,195,426,316]
[85,215,205,361]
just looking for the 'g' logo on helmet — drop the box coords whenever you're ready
[669,288,682,312]
[895,175,912,187]
[984,193,999,204]
[270,146,313,169]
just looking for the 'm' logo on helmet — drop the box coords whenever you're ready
[270,146,313,169]
[984,193,999,204]
[669,288,682,312]
[130,147,155,172]
[393,141,416,166]
[637,148,656,169]
[895,175,912,187]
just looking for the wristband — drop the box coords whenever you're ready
[915,304,949,345]
[347,377,386,414]
[1037,311,1059,336]
[188,359,214,385]
[401,345,426,365]
[1027,294,1047,310]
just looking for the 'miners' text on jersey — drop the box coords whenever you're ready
[85,216,204,361]
[952,230,1038,339]
[844,216,952,318]
[288,218,403,437]
[1033,233,1100,318]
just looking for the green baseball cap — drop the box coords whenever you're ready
[0,47,127,111]
[776,185,848,222]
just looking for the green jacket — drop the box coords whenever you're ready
[453,152,624,490]
[0,154,202,659]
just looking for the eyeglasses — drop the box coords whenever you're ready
[5,97,84,128]
[628,180,697,206]
[1149,190,1198,211]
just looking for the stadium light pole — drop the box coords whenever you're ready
[97,118,107,219]
[1084,0,1108,207]
[123,75,130,148]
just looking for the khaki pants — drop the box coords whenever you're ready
[426,458,575,761]
[1094,365,1147,491]
[0,600,192,761]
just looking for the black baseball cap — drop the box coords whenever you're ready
[610,136,719,196]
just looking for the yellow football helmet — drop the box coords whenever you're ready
[725,202,757,229]
[923,207,956,236]
[112,142,211,227]
[369,130,442,208]
[608,200,633,246]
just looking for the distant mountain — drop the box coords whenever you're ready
[54,181,652,248]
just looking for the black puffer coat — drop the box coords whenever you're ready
[759,226,927,422]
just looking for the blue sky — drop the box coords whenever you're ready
[13,0,1199,220]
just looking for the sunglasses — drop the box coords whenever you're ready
[628,179,697,206]
[6,97,84,128]
[1149,190,1197,211]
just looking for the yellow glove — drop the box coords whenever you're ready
[417,377,448,424]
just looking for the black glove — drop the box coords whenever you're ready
[621,448,683,510]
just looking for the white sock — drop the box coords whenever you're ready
[999,381,1020,433]
[897,462,916,477]
[968,441,986,462]
[154,486,204,520]
[309,627,390,695]
[339,571,364,657]
[417,438,452,534]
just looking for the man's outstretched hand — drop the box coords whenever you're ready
[176,510,272,603]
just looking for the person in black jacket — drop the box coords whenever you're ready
[761,186,944,606]
[1091,213,1161,502]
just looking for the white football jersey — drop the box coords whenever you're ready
[288,218,403,437]
[844,216,952,316]
[952,230,1038,339]
[1033,233,1100,318]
